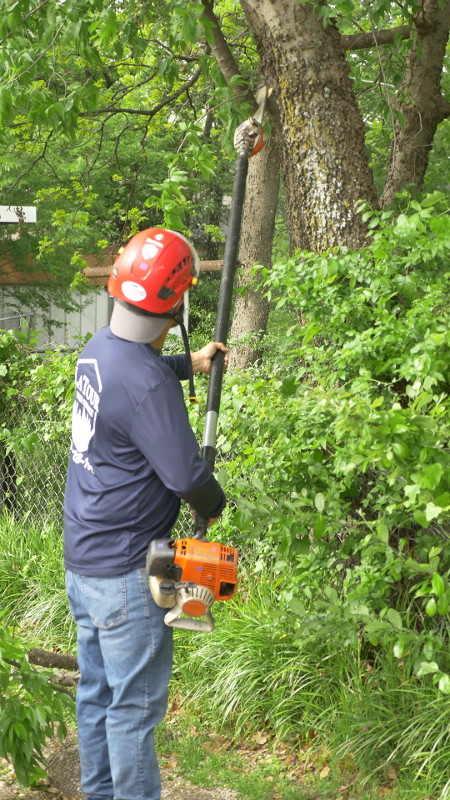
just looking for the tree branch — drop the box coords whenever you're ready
[110,69,159,103]
[24,0,53,22]
[152,39,200,62]
[28,648,78,671]
[343,24,411,50]
[201,0,254,105]
[5,23,65,86]
[81,66,202,118]
[5,131,53,192]
[380,0,450,205]
[0,0,53,45]
[4,649,78,699]
[48,681,76,699]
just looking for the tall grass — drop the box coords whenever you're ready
[175,575,335,738]
[325,654,450,792]
[174,567,450,799]
[0,513,75,649]
[2,513,450,798]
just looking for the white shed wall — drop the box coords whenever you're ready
[0,286,185,349]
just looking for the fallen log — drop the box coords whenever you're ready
[28,648,78,671]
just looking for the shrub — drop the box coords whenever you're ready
[0,621,71,786]
[211,192,450,685]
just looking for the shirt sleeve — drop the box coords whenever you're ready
[161,353,188,380]
[130,376,225,519]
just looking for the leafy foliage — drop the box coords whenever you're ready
[0,330,40,409]
[204,192,450,686]
[0,0,243,320]
[0,621,70,786]
[0,193,449,792]
[1,0,449,341]
[0,330,77,517]
[178,567,450,795]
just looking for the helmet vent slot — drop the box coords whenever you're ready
[157,286,175,300]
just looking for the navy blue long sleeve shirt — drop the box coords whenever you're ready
[64,327,226,576]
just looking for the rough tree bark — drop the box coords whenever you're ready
[240,0,378,253]
[29,647,78,671]
[229,132,280,369]
[203,0,449,365]
[240,0,450,251]
[380,0,450,206]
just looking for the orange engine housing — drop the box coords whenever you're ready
[173,539,238,602]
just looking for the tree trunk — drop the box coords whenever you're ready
[241,0,378,253]
[229,134,280,370]
[202,0,281,368]
[380,0,450,206]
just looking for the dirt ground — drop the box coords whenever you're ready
[0,772,238,800]
[0,739,239,800]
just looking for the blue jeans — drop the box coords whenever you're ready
[66,568,173,800]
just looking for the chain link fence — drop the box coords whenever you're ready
[1,399,69,522]
[1,397,228,535]
[0,311,35,340]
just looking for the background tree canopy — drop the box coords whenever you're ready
[1,0,449,332]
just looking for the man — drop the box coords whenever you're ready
[64,228,227,800]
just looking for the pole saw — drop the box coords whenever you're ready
[146,86,269,632]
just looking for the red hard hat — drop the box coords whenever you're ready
[108,228,200,315]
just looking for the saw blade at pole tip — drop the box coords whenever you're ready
[253,85,271,125]
[233,85,271,156]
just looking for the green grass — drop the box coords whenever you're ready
[0,513,76,649]
[1,513,450,798]
[169,568,450,800]
[155,706,444,800]
[156,711,313,800]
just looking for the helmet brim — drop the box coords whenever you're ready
[110,300,170,344]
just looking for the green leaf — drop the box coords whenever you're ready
[370,396,384,408]
[392,441,410,459]
[425,502,443,522]
[393,108,407,130]
[414,510,428,528]
[393,636,406,658]
[386,608,402,630]
[420,463,443,490]
[290,598,306,617]
[425,597,437,617]
[314,492,325,512]
[416,660,440,676]
[432,573,445,598]
[376,523,389,544]
[281,377,298,397]
[293,536,311,555]
[324,586,338,603]
[438,674,450,694]
[437,594,449,615]
[436,492,450,508]
[313,513,325,539]
[421,191,446,207]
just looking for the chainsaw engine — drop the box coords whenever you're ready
[146,538,238,632]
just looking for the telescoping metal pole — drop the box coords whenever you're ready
[194,87,269,539]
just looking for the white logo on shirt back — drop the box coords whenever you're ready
[71,359,102,474]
